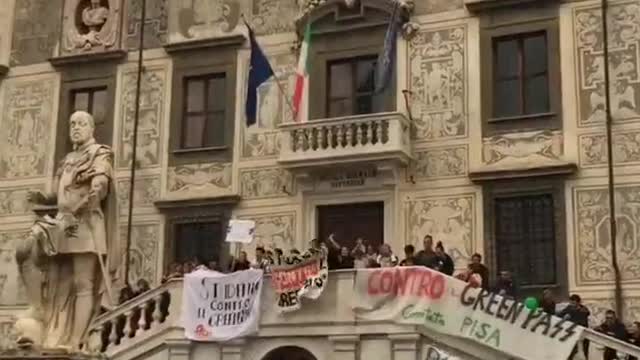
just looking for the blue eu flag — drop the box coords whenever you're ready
[375,2,400,94]
[245,21,275,126]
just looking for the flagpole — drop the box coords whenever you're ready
[242,14,297,121]
[600,0,623,320]
[124,0,147,287]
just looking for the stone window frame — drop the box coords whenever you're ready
[303,2,398,120]
[480,15,561,136]
[482,178,568,297]
[157,198,238,273]
[55,64,118,165]
[168,44,239,166]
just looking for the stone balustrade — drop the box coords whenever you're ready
[278,112,412,169]
[84,278,181,353]
[83,271,640,360]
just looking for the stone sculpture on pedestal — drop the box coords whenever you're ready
[13,110,119,352]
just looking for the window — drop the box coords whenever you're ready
[174,222,223,264]
[492,32,549,118]
[494,194,556,286]
[326,56,382,117]
[181,74,226,149]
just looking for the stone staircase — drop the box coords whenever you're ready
[84,273,640,360]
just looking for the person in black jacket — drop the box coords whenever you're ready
[559,294,590,360]
[596,310,629,360]
[434,242,454,276]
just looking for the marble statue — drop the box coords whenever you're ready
[14,111,119,351]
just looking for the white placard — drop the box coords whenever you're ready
[225,219,256,244]
[182,268,263,341]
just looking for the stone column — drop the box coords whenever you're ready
[389,334,420,360]
[222,340,246,360]
[329,335,360,360]
[167,339,192,360]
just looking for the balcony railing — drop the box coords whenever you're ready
[278,112,412,169]
[84,271,640,360]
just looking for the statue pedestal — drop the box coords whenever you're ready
[0,349,102,360]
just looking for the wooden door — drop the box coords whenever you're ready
[317,202,384,250]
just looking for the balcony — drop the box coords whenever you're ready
[278,112,412,171]
[83,271,640,360]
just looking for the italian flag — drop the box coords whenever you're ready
[293,23,311,123]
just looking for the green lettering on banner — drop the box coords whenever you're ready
[401,305,445,327]
[460,316,501,348]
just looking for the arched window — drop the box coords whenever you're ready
[262,346,317,360]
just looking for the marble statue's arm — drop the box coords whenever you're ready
[87,148,114,209]
[27,174,59,206]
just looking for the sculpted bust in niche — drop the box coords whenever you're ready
[79,0,109,49]
[65,0,115,52]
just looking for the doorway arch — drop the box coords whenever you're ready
[261,346,317,360]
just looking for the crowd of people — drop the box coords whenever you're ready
[147,233,640,360]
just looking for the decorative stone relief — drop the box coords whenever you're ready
[126,0,168,49]
[482,130,563,166]
[0,318,17,349]
[121,223,160,285]
[579,130,640,167]
[574,2,640,127]
[239,212,296,257]
[242,52,296,160]
[117,64,168,170]
[167,0,241,43]
[61,0,122,55]
[0,230,28,306]
[574,184,640,285]
[10,0,62,66]
[0,185,44,218]
[250,0,297,36]
[167,163,232,197]
[411,145,467,180]
[0,77,57,180]
[116,176,160,216]
[405,193,475,268]
[408,25,467,142]
[240,167,294,199]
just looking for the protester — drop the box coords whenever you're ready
[595,310,629,360]
[351,237,366,257]
[400,244,415,266]
[273,248,284,266]
[365,244,377,263]
[559,294,590,360]
[415,235,438,268]
[353,249,368,268]
[493,271,516,299]
[253,246,271,270]
[434,241,454,276]
[468,253,489,290]
[335,247,354,269]
[231,251,252,272]
[376,244,398,267]
[540,289,557,315]
[135,279,151,297]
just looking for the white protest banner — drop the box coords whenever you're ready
[353,267,583,360]
[225,220,256,244]
[182,268,263,341]
[270,255,328,312]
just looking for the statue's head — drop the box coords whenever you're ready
[69,110,96,146]
[90,0,101,8]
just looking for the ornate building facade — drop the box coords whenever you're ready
[0,0,639,358]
